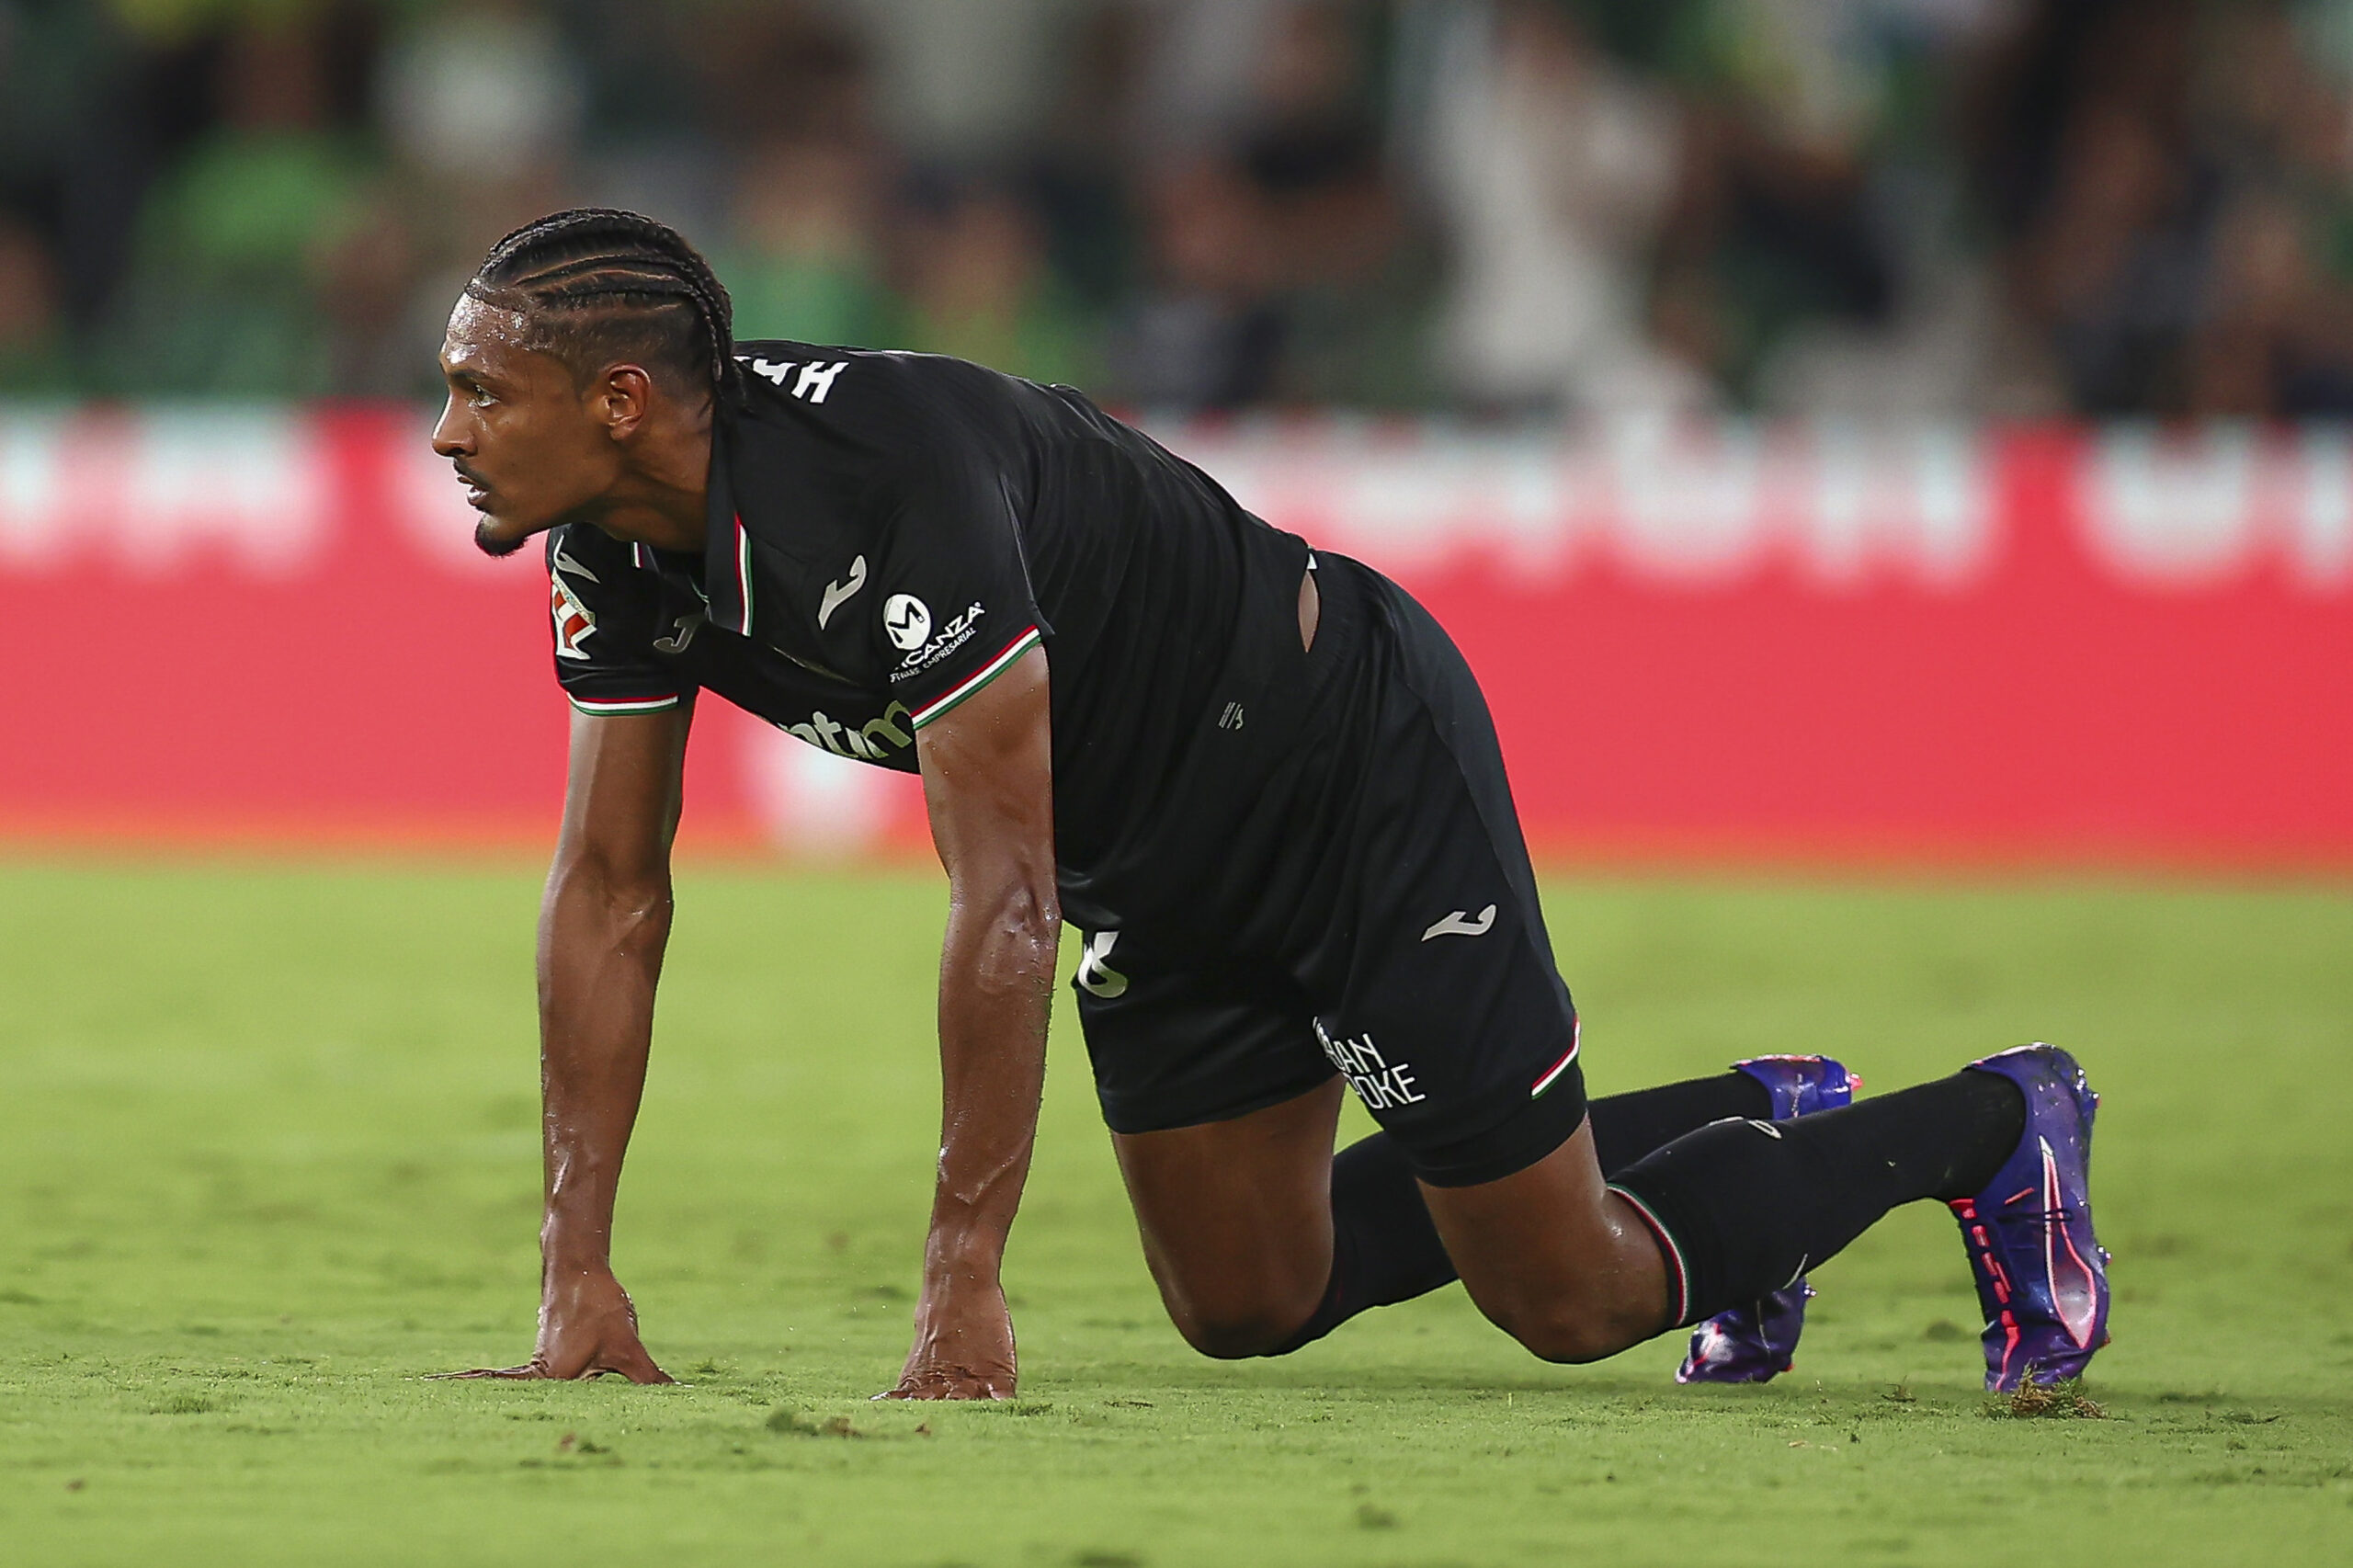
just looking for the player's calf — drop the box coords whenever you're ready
[1677,1053,1859,1384]
[1607,1063,2028,1333]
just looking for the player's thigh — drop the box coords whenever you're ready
[1415,1117,1672,1363]
[1301,677,1589,1189]
[1071,930,1342,1346]
[1110,1077,1347,1350]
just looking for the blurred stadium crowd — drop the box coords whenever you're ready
[3,0,2353,416]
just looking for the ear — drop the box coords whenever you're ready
[596,364,658,441]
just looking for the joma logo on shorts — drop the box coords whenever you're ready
[1314,1020,1427,1110]
[1075,930,1129,999]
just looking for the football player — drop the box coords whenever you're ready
[432,210,2106,1399]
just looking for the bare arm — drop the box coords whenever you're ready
[884,648,1059,1399]
[444,701,691,1381]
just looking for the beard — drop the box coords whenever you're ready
[473,516,529,558]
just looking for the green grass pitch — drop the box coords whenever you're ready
[2,858,2349,1566]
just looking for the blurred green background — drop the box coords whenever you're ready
[6,0,2353,415]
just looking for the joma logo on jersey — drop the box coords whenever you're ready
[550,550,599,661]
[776,700,915,764]
[1314,1020,1428,1110]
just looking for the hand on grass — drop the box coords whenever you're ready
[879,1272,1016,1400]
[436,1267,675,1383]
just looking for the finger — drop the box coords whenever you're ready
[427,1364,549,1381]
[581,1335,676,1384]
[600,1358,676,1385]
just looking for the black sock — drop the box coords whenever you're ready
[1590,1072,1772,1174]
[1610,1068,2027,1325]
[1259,1071,1774,1356]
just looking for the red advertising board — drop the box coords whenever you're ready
[3,406,2347,865]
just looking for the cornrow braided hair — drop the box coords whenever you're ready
[466,208,743,404]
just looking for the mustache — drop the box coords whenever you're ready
[454,460,525,558]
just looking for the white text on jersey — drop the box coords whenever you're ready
[741,357,848,403]
[776,700,915,764]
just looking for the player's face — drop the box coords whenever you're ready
[432,296,625,558]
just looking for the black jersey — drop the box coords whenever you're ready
[549,344,1313,928]
[551,346,1587,1186]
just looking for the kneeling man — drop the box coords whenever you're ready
[433,210,2108,1399]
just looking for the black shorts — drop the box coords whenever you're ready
[1070,554,1586,1187]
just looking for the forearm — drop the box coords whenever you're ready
[535,854,674,1275]
[893,646,1054,1397]
[926,883,1057,1276]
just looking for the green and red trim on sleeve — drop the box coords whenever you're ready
[566,691,682,716]
[1529,1017,1582,1099]
[907,626,1044,731]
[728,513,756,636]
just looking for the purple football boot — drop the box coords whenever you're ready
[1676,1054,1860,1384]
[1949,1043,2109,1391]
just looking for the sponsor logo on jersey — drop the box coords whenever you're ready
[1421,903,1498,941]
[774,699,915,764]
[1314,1020,1428,1109]
[883,593,931,651]
[818,555,868,629]
[888,600,987,682]
[1075,930,1129,999]
[550,547,600,661]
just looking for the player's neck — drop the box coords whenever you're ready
[585,407,711,553]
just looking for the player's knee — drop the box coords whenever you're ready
[1148,1253,1331,1360]
[1168,1302,1308,1360]
[1496,1305,1630,1366]
[1473,1288,1643,1366]
[1160,1276,1328,1359]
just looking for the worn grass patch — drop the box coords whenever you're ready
[2,859,2350,1566]
[1986,1379,2108,1420]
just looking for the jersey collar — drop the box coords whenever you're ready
[700,420,756,638]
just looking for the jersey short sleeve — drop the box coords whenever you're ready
[544,525,688,716]
[853,453,1047,731]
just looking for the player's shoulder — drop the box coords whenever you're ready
[733,341,1030,453]
[543,522,665,619]
[544,519,640,578]
[734,339,1008,392]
